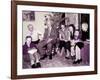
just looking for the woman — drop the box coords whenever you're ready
[58,24,71,58]
[68,24,75,40]
[72,30,84,64]
[81,22,89,41]
[68,24,76,59]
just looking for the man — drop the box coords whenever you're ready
[27,24,42,44]
[23,36,41,68]
[37,15,57,60]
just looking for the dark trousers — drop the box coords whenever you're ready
[59,40,71,52]
[37,40,53,56]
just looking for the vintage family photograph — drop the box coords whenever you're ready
[11,1,97,79]
[22,11,90,69]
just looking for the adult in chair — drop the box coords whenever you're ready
[37,16,57,60]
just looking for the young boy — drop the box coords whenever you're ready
[23,36,41,68]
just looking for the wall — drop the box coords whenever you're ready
[0,0,100,80]
[23,11,49,44]
[65,13,79,29]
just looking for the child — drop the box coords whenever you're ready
[23,36,41,68]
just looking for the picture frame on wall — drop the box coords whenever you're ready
[11,0,97,79]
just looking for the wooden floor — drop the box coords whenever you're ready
[40,53,89,68]
[23,42,89,69]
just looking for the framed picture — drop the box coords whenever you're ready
[11,1,97,79]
